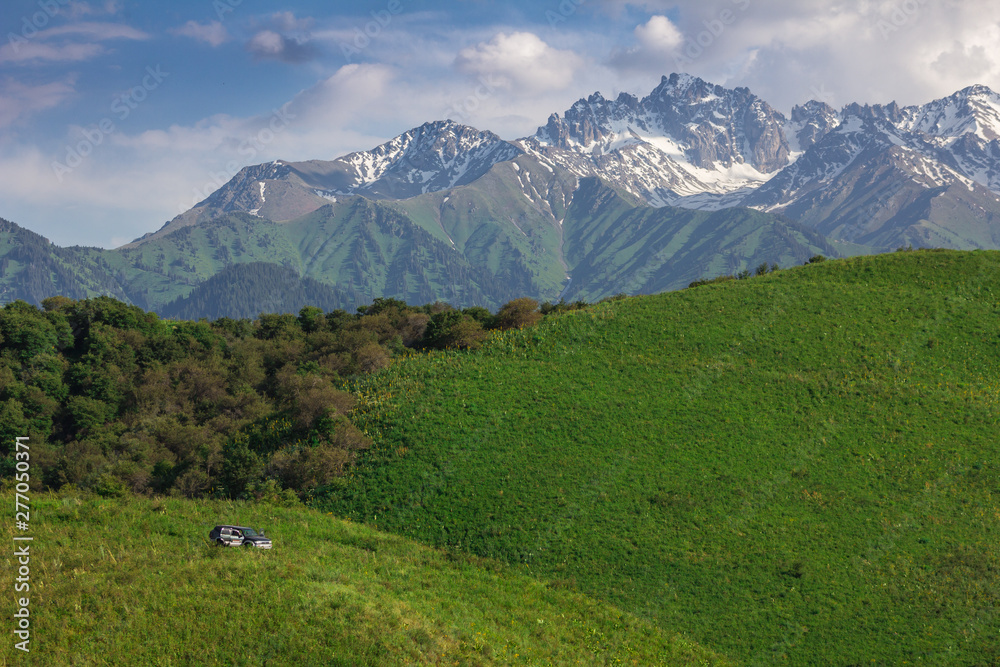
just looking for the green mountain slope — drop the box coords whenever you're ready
[561,178,837,300]
[282,193,555,309]
[158,262,360,320]
[0,493,730,666]
[0,218,128,304]
[391,155,578,300]
[322,250,1000,664]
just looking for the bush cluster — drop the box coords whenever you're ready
[0,294,555,499]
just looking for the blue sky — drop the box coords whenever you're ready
[2,0,999,247]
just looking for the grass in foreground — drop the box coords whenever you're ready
[0,492,728,666]
[325,250,1000,665]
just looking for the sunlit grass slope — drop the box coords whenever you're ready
[326,250,1000,665]
[0,493,728,666]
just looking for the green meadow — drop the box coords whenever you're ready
[323,250,1000,664]
[0,493,727,666]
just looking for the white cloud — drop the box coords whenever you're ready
[0,21,148,64]
[246,29,318,63]
[0,76,78,128]
[171,20,230,48]
[0,41,104,65]
[268,11,313,33]
[455,32,584,94]
[243,12,317,63]
[610,15,683,72]
[247,30,284,57]
[635,15,684,51]
[58,1,123,20]
[931,42,993,81]
[34,22,146,40]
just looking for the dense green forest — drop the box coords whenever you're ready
[0,293,576,501]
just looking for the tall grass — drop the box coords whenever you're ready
[0,492,728,666]
[323,250,1000,664]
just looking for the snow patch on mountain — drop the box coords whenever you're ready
[248,181,266,216]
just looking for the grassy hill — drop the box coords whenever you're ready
[0,493,728,666]
[321,249,1000,664]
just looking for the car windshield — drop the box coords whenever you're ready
[239,528,258,537]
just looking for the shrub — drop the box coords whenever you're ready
[688,275,735,288]
[398,312,430,347]
[353,343,390,374]
[41,295,75,312]
[173,467,211,498]
[462,306,493,326]
[244,477,300,505]
[492,298,542,330]
[91,472,127,498]
[424,311,488,350]
[297,306,325,333]
[220,439,264,498]
[268,441,353,493]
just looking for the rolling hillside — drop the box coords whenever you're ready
[321,250,1000,664]
[0,493,729,666]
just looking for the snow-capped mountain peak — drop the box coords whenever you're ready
[900,85,1000,142]
[315,120,524,197]
[523,72,790,208]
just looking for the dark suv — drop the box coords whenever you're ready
[209,525,273,549]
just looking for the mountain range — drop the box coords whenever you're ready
[4,73,1000,316]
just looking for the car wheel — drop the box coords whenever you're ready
[243,541,254,548]
[216,539,225,547]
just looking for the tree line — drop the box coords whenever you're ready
[0,294,584,501]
